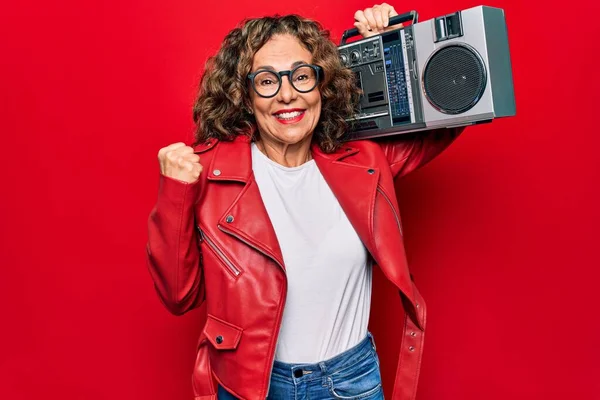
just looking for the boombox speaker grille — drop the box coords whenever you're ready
[423,44,487,114]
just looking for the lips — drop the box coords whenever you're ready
[273,108,306,124]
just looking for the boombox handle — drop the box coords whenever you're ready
[340,10,418,45]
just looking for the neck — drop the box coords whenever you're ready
[256,136,313,167]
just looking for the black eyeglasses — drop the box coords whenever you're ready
[247,64,323,98]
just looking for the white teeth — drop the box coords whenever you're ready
[275,111,303,120]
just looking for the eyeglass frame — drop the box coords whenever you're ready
[247,64,324,98]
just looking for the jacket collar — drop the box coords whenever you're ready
[195,133,364,183]
[206,135,253,183]
[311,141,381,256]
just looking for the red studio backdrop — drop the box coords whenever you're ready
[1,0,599,399]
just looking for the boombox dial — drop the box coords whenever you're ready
[350,50,361,64]
[340,53,348,66]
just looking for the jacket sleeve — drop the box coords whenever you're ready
[378,127,463,179]
[146,174,205,316]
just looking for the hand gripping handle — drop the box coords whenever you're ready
[340,10,418,45]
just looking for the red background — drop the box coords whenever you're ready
[1,0,599,399]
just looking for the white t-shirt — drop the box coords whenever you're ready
[251,143,372,363]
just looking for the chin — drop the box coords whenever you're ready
[277,130,313,144]
[268,122,311,141]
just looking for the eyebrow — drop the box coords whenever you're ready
[253,61,309,71]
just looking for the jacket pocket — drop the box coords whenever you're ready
[203,314,243,350]
[197,227,243,278]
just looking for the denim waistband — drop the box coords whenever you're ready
[271,333,377,383]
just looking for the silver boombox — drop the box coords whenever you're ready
[338,5,516,139]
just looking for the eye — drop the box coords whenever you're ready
[259,79,276,86]
[292,66,316,83]
[254,71,279,87]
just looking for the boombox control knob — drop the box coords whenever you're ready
[340,53,348,65]
[351,50,361,63]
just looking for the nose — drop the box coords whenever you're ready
[276,75,297,104]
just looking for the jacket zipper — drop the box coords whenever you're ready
[197,227,241,277]
[377,186,403,236]
[217,224,287,398]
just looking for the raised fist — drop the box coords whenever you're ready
[157,142,203,183]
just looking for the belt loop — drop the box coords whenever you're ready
[319,361,327,387]
[368,332,377,352]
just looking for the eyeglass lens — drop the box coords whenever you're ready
[253,66,317,97]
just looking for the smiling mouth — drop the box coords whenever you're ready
[274,110,305,121]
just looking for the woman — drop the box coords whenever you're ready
[147,4,461,399]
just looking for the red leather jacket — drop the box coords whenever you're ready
[147,128,460,400]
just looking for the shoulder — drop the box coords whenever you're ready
[192,137,219,154]
[344,139,386,160]
[346,139,382,151]
[319,139,390,168]
[192,135,252,183]
[313,139,385,161]
[192,135,251,158]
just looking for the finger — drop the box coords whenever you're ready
[363,9,376,32]
[182,153,200,164]
[353,21,373,37]
[178,158,194,172]
[354,10,370,31]
[372,8,385,32]
[191,163,203,179]
[380,3,391,27]
[165,146,189,163]
[165,149,182,165]
[384,4,402,30]
[158,142,185,159]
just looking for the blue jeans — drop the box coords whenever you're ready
[218,333,384,399]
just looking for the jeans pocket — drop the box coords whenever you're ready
[327,353,383,399]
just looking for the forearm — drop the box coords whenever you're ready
[146,174,205,315]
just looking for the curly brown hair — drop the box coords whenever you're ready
[192,15,361,153]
